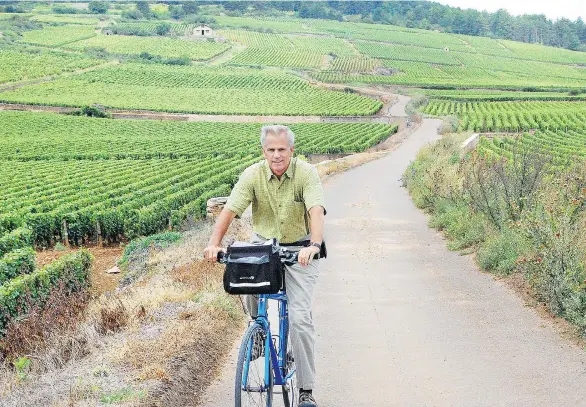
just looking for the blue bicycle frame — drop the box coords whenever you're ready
[241,291,295,392]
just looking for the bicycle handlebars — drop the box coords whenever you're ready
[216,248,317,265]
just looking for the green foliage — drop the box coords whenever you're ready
[0,249,93,335]
[477,228,531,274]
[20,25,97,47]
[428,200,488,250]
[405,134,586,333]
[89,1,109,14]
[425,100,586,132]
[0,228,32,258]
[118,232,181,268]
[52,5,80,14]
[13,356,31,380]
[439,115,459,134]
[0,49,102,85]
[155,22,171,36]
[164,56,191,65]
[99,387,145,403]
[0,64,382,116]
[121,9,143,20]
[135,1,151,18]
[182,2,198,15]
[463,147,550,229]
[81,105,110,118]
[0,248,36,285]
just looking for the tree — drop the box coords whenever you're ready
[155,22,171,36]
[88,1,109,14]
[491,9,513,38]
[182,1,198,15]
[121,9,143,20]
[169,5,185,20]
[136,1,151,18]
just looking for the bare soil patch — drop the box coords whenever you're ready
[36,246,124,297]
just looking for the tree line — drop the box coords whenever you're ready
[224,1,586,53]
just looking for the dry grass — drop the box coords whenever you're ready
[316,151,388,179]
[94,298,129,335]
[0,284,90,365]
[0,216,252,407]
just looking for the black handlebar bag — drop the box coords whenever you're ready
[223,239,283,295]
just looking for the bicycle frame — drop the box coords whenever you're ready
[241,291,295,393]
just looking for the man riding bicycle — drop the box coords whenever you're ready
[204,124,326,407]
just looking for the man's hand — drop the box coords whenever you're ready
[298,245,320,267]
[204,245,225,262]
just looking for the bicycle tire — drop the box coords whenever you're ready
[280,305,297,407]
[235,322,273,407]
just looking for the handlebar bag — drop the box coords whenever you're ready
[223,239,283,295]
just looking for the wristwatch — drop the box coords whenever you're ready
[310,242,321,249]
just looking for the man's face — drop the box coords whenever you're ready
[262,131,294,177]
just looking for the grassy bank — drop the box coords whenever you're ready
[403,135,586,332]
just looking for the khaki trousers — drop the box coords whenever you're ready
[243,237,319,391]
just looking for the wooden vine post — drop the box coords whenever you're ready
[96,220,103,248]
[62,219,69,248]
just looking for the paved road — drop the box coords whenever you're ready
[202,118,586,406]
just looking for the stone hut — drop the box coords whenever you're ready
[193,24,213,37]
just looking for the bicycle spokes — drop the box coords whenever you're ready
[236,325,273,407]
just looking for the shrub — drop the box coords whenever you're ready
[155,22,171,36]
[89,1,109,14]
[429,200,489,250]
[164,56,191,66]
[439,115,459,134]
[463,146,550,230]
[477,228,530,274]
[0,228,32,257]
[403,135,464,210]
[405,93,428,115]
[52,5,79,14]
[0,248,36,285]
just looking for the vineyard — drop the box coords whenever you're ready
[30,14,100,25]
[421,89,586,102]
[64,34,231,60]
[219,29,355,69]
[20,24,96,47]
[0,48,102,84]
[108,22,201,35]
[477,130,586,165]
[423,100,586,132]
[0,111,396,160]
[0,63,382,115]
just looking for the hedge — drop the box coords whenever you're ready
[0,248,36,286]
[0,228,33,257]
[0,249,93,335]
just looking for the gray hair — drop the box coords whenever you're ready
[260,125,295,147]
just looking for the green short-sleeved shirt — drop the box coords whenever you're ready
[225,158,326,244]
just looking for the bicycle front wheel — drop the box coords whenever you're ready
[235,323,273,407]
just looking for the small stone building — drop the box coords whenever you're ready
[193,24,213,37]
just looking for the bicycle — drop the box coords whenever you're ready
[218,245,313,407]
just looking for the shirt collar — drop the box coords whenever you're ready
[264,158,296,181]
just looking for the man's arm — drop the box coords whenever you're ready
[298,205,325,267]
[203,208,237,261]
